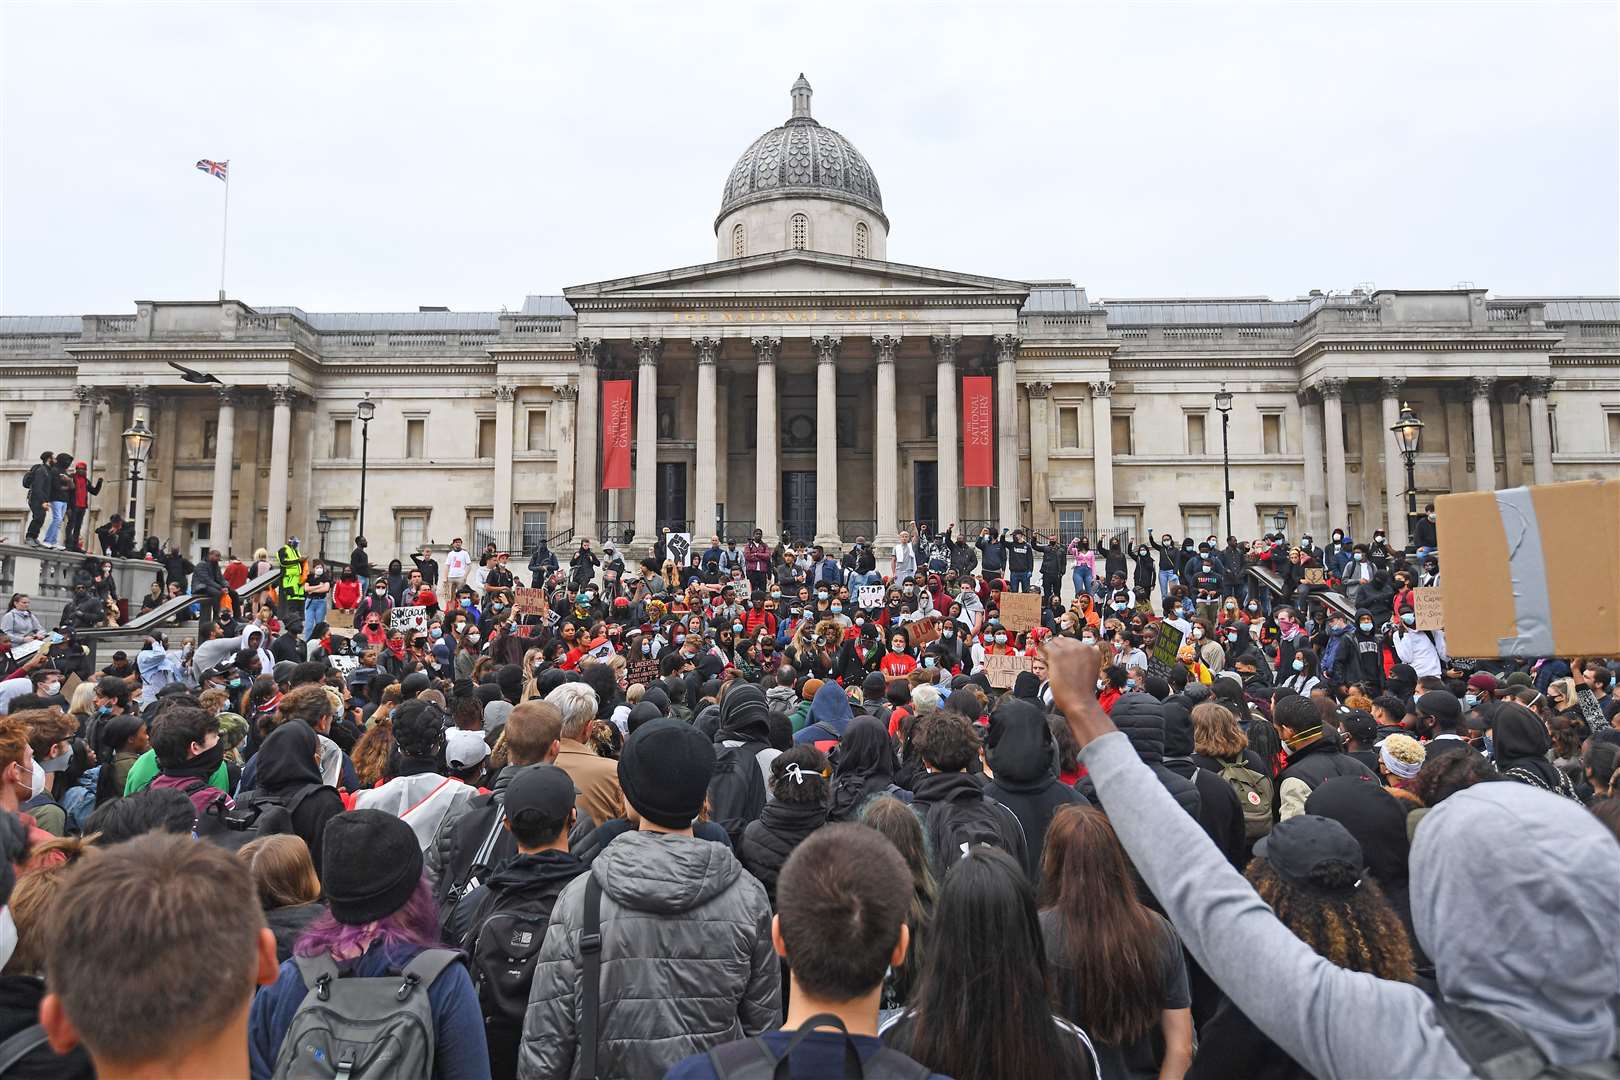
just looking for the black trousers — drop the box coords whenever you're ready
[65,506,87,551]
[24,502,46,541]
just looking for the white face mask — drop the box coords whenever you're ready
[0,908,17,974]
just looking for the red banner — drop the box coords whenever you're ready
[962,376,994,488]
[602,380,633,490]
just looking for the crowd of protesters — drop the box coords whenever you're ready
[0,508,1613,1079]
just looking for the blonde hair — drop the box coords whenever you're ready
[1192,702,1248,759]
[7,836,97,974]
[237,834,321,910]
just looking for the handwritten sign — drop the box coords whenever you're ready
[626,656,661,687]
[390,606,428,634]
[329,655,359,678]
[1303,567,1327,585]
[512,587,548,616]
[907,618,941,648]
[999,592,1042,633]
[1414,587,1445,631]
[985,653,1034,689]
[728,578,751,601]
[1147,623,1187,679]
[857,585,885,609]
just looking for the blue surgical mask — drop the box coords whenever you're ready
[430,627,442,640]
[994,633,1008,645]
[1401,612,1417,627]
[924,656,937,668]
[830,605,843,615]
[1359,621,1374,633]
[1292,659,1305,672]
[731,623,744,634]
[1125,679,1136,691]
[1464,694,1479,710]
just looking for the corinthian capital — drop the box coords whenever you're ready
[1089,380,1115,399]
[994,334,1022,363]
[751,336,781,365]
[812,335,842,365]
[632,337,663,367]
[1526,375,1556,398]
[692,337,721,365]
[1025,381,1052,399]
[929,334,960,364]
[871,335,902,364]
[573,338,602,368]
[1316,377,1346,399]
[493,385,516,402]
[1378,376,1406,399]
[1469,376,1496,400]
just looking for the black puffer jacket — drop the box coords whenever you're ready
[984,698,1086,882]
[739,798,828,906]
[1081,693,1201,821]
[1160,698,1245,867]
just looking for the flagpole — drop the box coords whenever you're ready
[218,166,230,301]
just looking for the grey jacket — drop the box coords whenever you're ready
[517,829,779,1080]
[1081,730,1620,1079]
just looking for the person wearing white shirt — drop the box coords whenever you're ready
[892,531,918,584]
[463,558,486,598]
[1392,622,1444,678]
[444,539,471,594]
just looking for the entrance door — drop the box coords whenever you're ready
[781,471,816,544]
[913,461,938,534]
[656,462,688,531]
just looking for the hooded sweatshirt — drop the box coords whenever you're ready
[1160,698,1245,866]
[250,721,344,878]
[1080,693,1200,821]
[983,699,1086,882]
[1081,731,1620,1078]
[793,681,855,750]
[352,768,476,852]
[714,685,780,788]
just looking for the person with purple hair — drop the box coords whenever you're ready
[247,809,490,1080]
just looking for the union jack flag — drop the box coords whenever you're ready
[195,159,229,181]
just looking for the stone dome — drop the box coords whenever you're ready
[716,75,887,231]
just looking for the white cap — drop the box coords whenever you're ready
[445,728,490,770]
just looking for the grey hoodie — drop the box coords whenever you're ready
[518,829,779,1079]
[1081,731,1620,1078]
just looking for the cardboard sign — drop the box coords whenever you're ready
[985,653,1034,689]
[1414,587,1445,631]
[999,591,1042,633]
[325,609,354,630]
[907,618,941,648]
[729,578,752,601]
[626,656,661,686]
[61,673,81,701]
[857,585,886,609]
[329,655,359,678]
[581,636,614,664]
[1303,567,1327,585]
[390,606,428,634]
[512,587,548,616]
[1147,623,1187,679]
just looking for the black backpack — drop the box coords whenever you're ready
[462,879,556,1073]
[708,742,768,846]
[920,795,1025,875]
[195,784,326,852]
[706,1014,932,1080]
[1438,998,1620,1079]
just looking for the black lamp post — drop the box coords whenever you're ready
[1214,385,1234,540]
[122,419,154,545]
[356,394,375,548]
[1272,509,1288,539]
[1391,401,1424,549]
[316,513,332,562]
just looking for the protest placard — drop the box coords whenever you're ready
[730,578,752,600]
[999,591,1042,633]
[1147,623,1187,679]
[985,653,1034,689]
[857,585,886,610]
[329,655,359,678]
[326,609,354,630]
[907,617,941,648]
[390,606,428,634]
[512,587,548,616]
[1303,567,1328,585]
[666,532,692,566]
[1414,587,1445,631]
[626,656,661,686]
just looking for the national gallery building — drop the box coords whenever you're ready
[3,76,1617,561]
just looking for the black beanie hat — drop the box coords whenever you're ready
[322,810,424,925]
[617,718,715,829]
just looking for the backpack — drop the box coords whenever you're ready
[708,742,768,847]
[921,794,1025,874]
[195,784,326,852]
[269,948,460,1080]
[462,881,555,1063]
[706,1014,932,1080]
[1437,998,1620,1079]
[1217,757,1275,840]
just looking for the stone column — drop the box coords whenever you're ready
[753,336,780,541]
[1470,376,1496,492]
[573,339,601,542]
[994,334,1021,528]
[813,335,842,547]
[1090,381,1116,537]
[1380,377,1408,549]
[73,387,101,471]
[492,385,515,545]
[872,335,901,544]
[209,389,237,556]
[1527,376,1555,485]
[1299,388,1326,539]
[265,385,294,547]
[1319,378,1348,533]
[632,338,662,541]
[932,335,960,533]
[693,337,721,540]
[1026,382,1054,533]
[551,383,578,535]
[129,388,153,549]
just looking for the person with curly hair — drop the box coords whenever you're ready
[1188,814,1414,1079]
[349,712,395,790]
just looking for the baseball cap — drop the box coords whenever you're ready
[1338,708,1376,747]
[444,728,490,770]
[1253,814,1365,893]
[1416,690,1462,724]
[1466,673,1500,694]
[503,764,577,830]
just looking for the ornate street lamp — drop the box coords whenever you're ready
[356,394,376,548]
[122,419,154,546]
[1214,385,1234,540]
[1391,402,1425,548]
[1272,509,1288,538]
[316,513,332,562]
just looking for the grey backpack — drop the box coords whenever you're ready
[270,948,460,1080]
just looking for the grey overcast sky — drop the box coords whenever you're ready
[3,0,1616,315]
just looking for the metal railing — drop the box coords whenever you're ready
[722,520,756,544]
[599,520,635,545]
[1244,564,1356,619]
[838,520,877,541]
[77,568,283,661]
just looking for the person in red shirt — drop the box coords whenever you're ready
[222,555,250,592]
[880,630,917,678]
[331,568,362,611]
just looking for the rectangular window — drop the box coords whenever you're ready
[1183,509,1217,538]
[396,513,427,555]
[1258,506,1296,537]
[1057,509,1086,542]
[1548,404,1559,453]
[476,417,496,458]
[1186,413,1207,456]
[322,513,353,560]
[1262,413,1283,455]
[1057,406,1080,449]
[202,420,218,457]
[520,510,550,554]
[406,418,425,458]
[0,514,24,544]
[1110,509,1142,544]
[526,409,549,451]
[4,420,26,461]
[924,396,937,438]
[1111,413,1133,456]
[332,418,352,459]
[471,515,495,551]
[1608,412,1620,453]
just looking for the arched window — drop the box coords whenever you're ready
[732,222,746,259]
[854,220,869,259]
[790,213,809,250]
